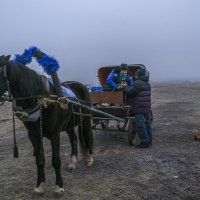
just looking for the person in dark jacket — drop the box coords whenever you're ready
[103,64,133,91]
[124,68,152,148]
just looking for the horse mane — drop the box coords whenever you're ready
[6,61,55,109]
[7,61,53,98]
[62,81,91,106]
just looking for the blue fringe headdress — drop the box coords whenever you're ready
[13,46,38,65]
[13,46,60,75]
[13,46,63,96]
[37,55,60,75]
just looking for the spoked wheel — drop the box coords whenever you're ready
[92,119,100,129]
[101,120,109,129]
[128,118,137,146]
[117,119,128,131]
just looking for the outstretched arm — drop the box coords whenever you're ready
[124,82,140,97]
[128,76,133,87]
[107,70,118,88]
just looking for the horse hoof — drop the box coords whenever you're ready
[54,185,64,194]
[34,182,45,194]
[68,163,76,172]
[68,155,77,172]
[86,153,94,167]
[87,160,94,167]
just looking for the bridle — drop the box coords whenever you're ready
[0,64,54,159]
[0,64,12,101]
[0,64,19,158]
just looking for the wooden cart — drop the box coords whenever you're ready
[90,64,151,145]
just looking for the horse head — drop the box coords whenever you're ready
[0,55,11,96]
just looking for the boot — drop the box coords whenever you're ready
[135,143,149,148]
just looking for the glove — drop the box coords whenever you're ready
[121,82,128,86]
[116,85,122,90]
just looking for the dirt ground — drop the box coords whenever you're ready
[0,82,200,200]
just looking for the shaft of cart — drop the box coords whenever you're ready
[67,99,126,123]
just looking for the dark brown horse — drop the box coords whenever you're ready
[0,55,94,194]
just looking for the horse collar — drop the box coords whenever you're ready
[0,64,13,101]
[0,64,7,79]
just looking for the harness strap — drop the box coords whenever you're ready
[12,99,41,114]
[72,111,92,117]
[14,111,29,119]
[41,75,50,94]
[3,65,13,100]
[2,64,19,158]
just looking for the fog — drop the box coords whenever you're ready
[1,0,200,85]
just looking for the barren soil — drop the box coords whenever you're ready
[0,82,200,200]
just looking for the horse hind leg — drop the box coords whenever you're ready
[85,141,94,167]
[79,118,94,167]
[66,128,78,171]
[85,150,94,167]
[78,124,86,154]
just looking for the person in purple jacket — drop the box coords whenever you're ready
[103,64,133,91]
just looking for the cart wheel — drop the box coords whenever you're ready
[92,119,99,129]
[101,120,109,129]
[128,118,137,146]
[117,119,128,131]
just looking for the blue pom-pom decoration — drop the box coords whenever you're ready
[13,46,39,65]
[13,54,28,65]
[13,46,60,75]
[36,55,60,75]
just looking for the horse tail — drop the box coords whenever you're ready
[62,81,93,154]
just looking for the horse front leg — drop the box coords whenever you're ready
[66,128,78,171]
[28,131,46,193]
[51,133,64,194]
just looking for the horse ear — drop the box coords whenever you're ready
[0,55,5,61]
[0,55,5,66]
[0,55,11,66]
[3,55,11,63]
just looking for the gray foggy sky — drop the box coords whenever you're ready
[1,0,200,84]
